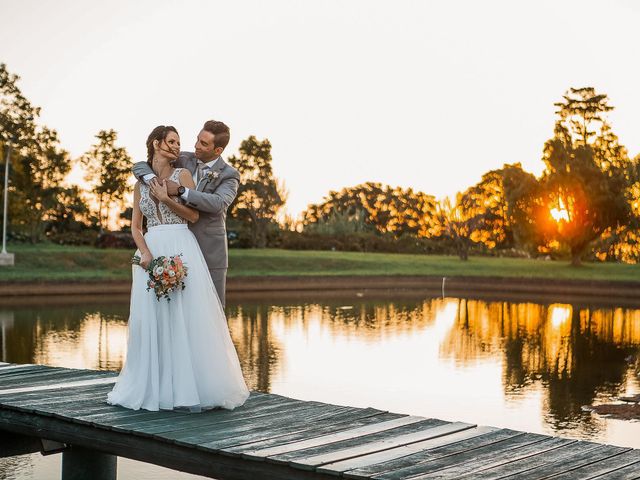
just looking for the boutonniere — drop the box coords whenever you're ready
[205,170,220,181]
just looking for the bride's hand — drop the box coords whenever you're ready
[139,251,153,270]
[150,180,170,203]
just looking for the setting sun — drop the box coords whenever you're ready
[550,198,570,223]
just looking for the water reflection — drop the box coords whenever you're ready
[0,304,128,370]
[441,300,640,437]
[0,295,639,452]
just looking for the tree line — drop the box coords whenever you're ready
[1,63,639,264]
[290,88,640,265]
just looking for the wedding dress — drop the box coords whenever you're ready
[107,168,249,411]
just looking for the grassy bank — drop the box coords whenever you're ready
[0,243,638,283]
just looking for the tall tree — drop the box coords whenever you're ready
[1,63,77,242]
[432,195,479,260]
[554,87,613,145]
[9,127,73,242]
[592,155,640,263]
[540,88,633,266]
[0,63,38,148]
[81,130,132,231]
[228,136,287,247]
[501,164,545,255]
[459,163,537,250]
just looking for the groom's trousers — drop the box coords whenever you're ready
[210,268,227,308]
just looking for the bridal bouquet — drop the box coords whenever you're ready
[132,254,188,302]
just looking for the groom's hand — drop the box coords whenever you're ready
[164,180,180,196]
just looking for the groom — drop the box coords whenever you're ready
[132,120,240,307]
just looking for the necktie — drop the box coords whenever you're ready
[196,163,207,183]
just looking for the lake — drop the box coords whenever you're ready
[0,291,639,479]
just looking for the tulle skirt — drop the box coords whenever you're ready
[107,224,249,412]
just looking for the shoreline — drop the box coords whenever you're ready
[1,275,640,307]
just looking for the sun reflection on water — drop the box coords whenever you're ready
[549,304,572,329]
[1,296,639,449]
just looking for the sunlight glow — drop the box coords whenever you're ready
[550,198,570,223]
[549,304,572,329]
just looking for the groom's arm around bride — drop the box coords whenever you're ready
[132,120,240,307]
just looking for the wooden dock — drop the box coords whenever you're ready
[1,362,639,480]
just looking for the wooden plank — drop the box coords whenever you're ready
[0,364,48,375]
[11,383,116,405]
[0,376,116,396]
[0,366,89,383]
[496,444,631,480]
[349,428,529,479]
[57,394,265,424]
[404,438,624,480]
[240,415,424,461]
[275,418,448,463]
[592,461,640,479]
[5,370,115,384]
[29,388,117,410]
[48,403,123,419]
[317,425,498,475]
[226,409,397,456]
[107,390,271,430]
[0,367,90,382]
[2,381,113,400]
[370,432,550,480]
[72,391,270,427]
[0,385,116,414]
[453,440,603,479]
[0,372,115,392]
[410,437,580,479]
[74,406,195,428]
[0,370,114,390]
[296,422,474,473]
[116,404,313,437]
[27,383,113,408]
[164,402,337,446]
[209,407,372,450]
[343,429,526,479]
[190,404,352,451]
[0,406,331,480]
[123,396,309,434]
[207,405,370,452]
[59,391,269,431]
[0,365,44,375]
[42,403,115,419]
[118,393,294,431]
[547,449,640,480]
[111,398,311,436]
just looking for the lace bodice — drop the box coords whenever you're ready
[140,168,188,227]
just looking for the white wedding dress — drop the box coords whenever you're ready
[107,168,250,412]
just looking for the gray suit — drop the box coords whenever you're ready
[132,152,240,306]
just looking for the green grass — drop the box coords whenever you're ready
[0,243,638,283]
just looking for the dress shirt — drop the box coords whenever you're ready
[181,157,220,202]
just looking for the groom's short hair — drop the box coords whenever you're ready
[203,120,230,150]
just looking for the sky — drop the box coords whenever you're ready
[1,0,639,217]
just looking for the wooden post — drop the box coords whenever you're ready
[61,446,117,480]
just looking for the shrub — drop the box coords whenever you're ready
[96,231,136,249]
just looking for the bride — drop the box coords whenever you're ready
[107,125,249,412]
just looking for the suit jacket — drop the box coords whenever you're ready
[132,152,240,270]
